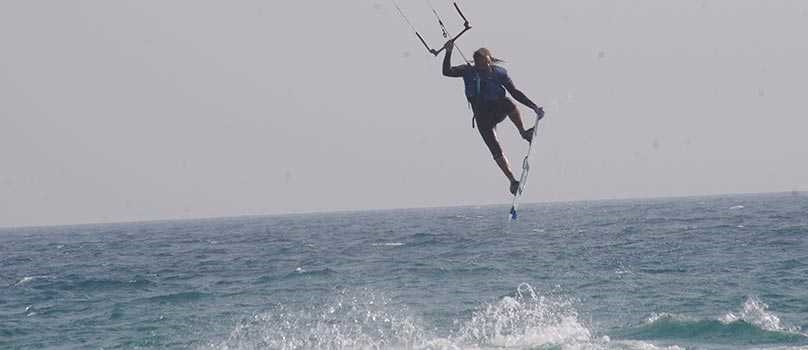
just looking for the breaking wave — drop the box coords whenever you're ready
[615,297,807,346]
[200,284,689,350]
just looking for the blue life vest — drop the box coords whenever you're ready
[463,65,510,103]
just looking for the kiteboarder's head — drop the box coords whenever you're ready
[473,48,503,69]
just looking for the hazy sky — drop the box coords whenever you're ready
[2,1,807,227]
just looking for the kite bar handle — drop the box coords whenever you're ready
[431,26,471,56]
[430,2,472,56]
[416,32,439,56]
[454,2,469,26]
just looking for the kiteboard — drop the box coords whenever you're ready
[509,108,543,220]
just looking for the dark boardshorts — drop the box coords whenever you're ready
[472,96,517,159]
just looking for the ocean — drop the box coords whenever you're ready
[1,192,807,349]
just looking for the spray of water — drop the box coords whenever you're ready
[721,296,803,334]
[202,289,428,349]
[455,283,593,348]
[202,284,691,350]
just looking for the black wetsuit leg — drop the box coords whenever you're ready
[474,97,516,159]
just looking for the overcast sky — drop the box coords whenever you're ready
[1,1,806,227]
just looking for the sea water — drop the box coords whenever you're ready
[1,192,807,349]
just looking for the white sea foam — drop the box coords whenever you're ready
[13,275,47,286]
[607,340,686,350]
[454,283,595,349]
[371,242,405,247]
[202,288,428,350]
[721,296,801,334]
[644,312,684,324]
[201,283,699,350]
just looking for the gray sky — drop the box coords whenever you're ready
[2,1,807,227]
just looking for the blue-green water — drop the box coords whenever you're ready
[2,193,807,349]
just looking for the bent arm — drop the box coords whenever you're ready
[442,45,465,77]
[504,80,538,110]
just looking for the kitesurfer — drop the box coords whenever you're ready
[442,40,544,195]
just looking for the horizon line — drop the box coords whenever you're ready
[1,190,803,231]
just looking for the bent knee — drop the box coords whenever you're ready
[507,106,520,118]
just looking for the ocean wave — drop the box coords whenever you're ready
[720,297,804,335]
[12,274,153,291]
[616,317,805,345]
[615,297,807,345]
[201,284,689,350]
[455,283,592,349]
[200,288,427,350]
[12,275,49,287]
[371,242,406,247]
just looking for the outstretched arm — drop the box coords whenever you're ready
[504,78,544,142]
[442,40,465,77]
[503,80,539,110]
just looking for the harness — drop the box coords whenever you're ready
[471,70,481,128]
[466,66,507,128]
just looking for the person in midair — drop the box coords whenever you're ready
[442,40,544,195]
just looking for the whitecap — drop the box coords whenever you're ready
[456,283,593,349]
[733,296,792,332]
[718,296,808,338]
[610,340,687,350]
[615,268,632,275]
[371,242,405,247]
[202,288,429,349]
[14,275,47,286]
[200,284,693,350]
